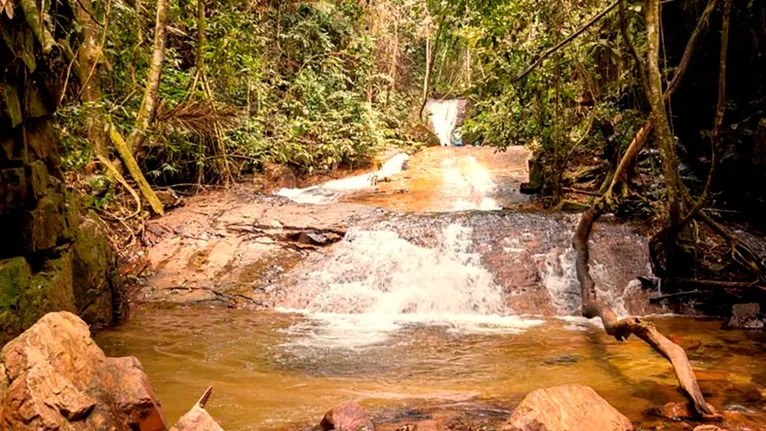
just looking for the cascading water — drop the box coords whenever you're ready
[277,209,652,348]
[276,153,410,204]
[426,99,465,146]
[280,223,545,348]
[270,141,651,349]
[291,225,506,316]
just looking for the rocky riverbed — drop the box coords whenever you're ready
[3,147,765,431]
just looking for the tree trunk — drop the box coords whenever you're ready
[73,0,110,157]
[607,0,718,195]
[645,0,683,267]
[130,0,169,154]
[418,13,447,120]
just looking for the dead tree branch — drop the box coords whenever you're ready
[574,198,714,416]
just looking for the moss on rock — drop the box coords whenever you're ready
[0,257,31,340]
[73,217,121,327]
[22,251,76,329]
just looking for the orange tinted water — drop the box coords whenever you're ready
[96,308,766,430]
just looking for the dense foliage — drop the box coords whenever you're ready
[56,0,649,191]
[54,0,765,220]
[58,0,434,184]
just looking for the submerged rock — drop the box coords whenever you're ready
[502,384,634,431]
[652,401,695,420]
[725,303,764,329]
[320,401,374,431]
[0,312,168,430]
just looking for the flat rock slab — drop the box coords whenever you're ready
[138,191,376,307]
[502,384,634,431]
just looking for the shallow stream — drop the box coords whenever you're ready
[97,309,766,430]
[99,129,766,430]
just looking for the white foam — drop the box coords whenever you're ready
[279,223,549,348]
[291,225,508,316]
[281,310,545,350]
[426,99,461,146]
[538,247,581,316]
[276,153,409,204]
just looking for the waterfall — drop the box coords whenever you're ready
[280,223,546,348]
[290,225,507,316]
[426,99,464,146]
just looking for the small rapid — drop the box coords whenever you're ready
[276,210,653,348]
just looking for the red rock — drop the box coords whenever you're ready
[653,401,694,420]
[102,356,168,431]
[321,401,375,431]
[502,384,634,431]
[170,405,224,431]
[0,311,169,430]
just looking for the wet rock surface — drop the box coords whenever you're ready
[0,312,167,430]
[320,402,374,431]
[136,191,377,307]
[725,303,764,329]
[501,384,634,431]
[652,401,696,420]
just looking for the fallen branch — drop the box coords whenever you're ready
[695,210,766,282]
[574,199,714,416]
[515,1,619,82]
[96,154,142,219]
[226,223,346,247]
[196,386,213,409]
[108,123,165,216]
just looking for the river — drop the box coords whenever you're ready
[95,101,766,430]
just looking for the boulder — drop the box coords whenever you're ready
[502,384,634,431]
[725,303,764,329]
[320,401,374,431]
[0,312,168,430]
[171,406,224,431]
